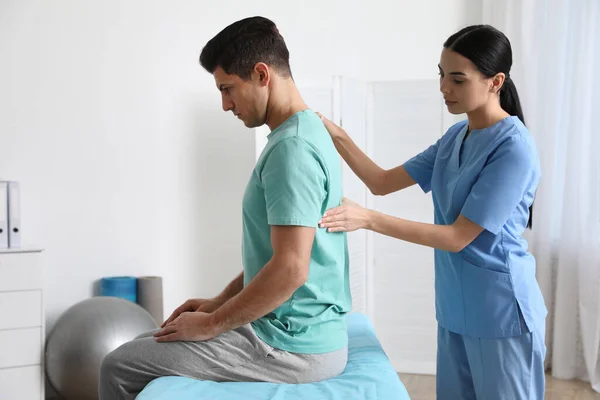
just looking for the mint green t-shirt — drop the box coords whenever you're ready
[242,110,352,354]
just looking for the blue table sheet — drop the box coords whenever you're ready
[137,312,411,399]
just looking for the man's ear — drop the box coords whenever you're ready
[254,62,270,86]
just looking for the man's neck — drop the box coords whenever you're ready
[265,78,308,132]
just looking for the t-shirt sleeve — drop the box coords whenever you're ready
[402,138,441,193]
[461,136,536,235]
[261,137,327,227]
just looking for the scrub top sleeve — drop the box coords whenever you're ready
[402,138,441,193]
[261,137,327,228]
[461,136,535,235]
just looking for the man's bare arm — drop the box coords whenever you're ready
[209,225,314,333]
[214,271,244,304]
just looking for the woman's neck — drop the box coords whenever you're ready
[466,102,511,131]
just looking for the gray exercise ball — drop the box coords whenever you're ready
[45,296,158,400]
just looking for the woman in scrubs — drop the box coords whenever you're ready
[318,25,547,400]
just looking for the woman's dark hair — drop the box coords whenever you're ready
[199,16,292,80]
[445,25,533,229]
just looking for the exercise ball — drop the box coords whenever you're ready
[46,296,158,400]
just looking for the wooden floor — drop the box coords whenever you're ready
[399,373,600,400]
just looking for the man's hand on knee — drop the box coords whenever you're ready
[154,311,223,342]
[161,298,223,328]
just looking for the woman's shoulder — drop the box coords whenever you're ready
[496,117,538,153]
[489,118,540,172]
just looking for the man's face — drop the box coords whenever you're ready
[213,66,269,128]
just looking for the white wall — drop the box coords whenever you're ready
[0,0,480,372]
[369,80,452,374]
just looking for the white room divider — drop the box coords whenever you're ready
[255,76,463,374]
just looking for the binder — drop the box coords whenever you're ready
[7,181,20,248]
[0,182,7,249]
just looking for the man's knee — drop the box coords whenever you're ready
[99,347,121,385]
[98,347,123,399]
[99,339,160,400]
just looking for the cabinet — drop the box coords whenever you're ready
[0,249,44,400]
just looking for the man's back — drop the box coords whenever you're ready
[242,109,352,354]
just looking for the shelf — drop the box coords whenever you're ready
[0,248,43,254]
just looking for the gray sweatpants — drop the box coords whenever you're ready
[98,324,348,400]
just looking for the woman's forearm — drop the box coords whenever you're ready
[333,134,387,195]
[367,210,462,252]
[333,134,416,196]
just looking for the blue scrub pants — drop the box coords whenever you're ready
[436,319,546,399]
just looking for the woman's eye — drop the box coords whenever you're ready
[453,80,464,84]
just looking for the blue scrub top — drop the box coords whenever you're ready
[403,116,547,338]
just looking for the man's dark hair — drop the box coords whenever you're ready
[199,16,292,80]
